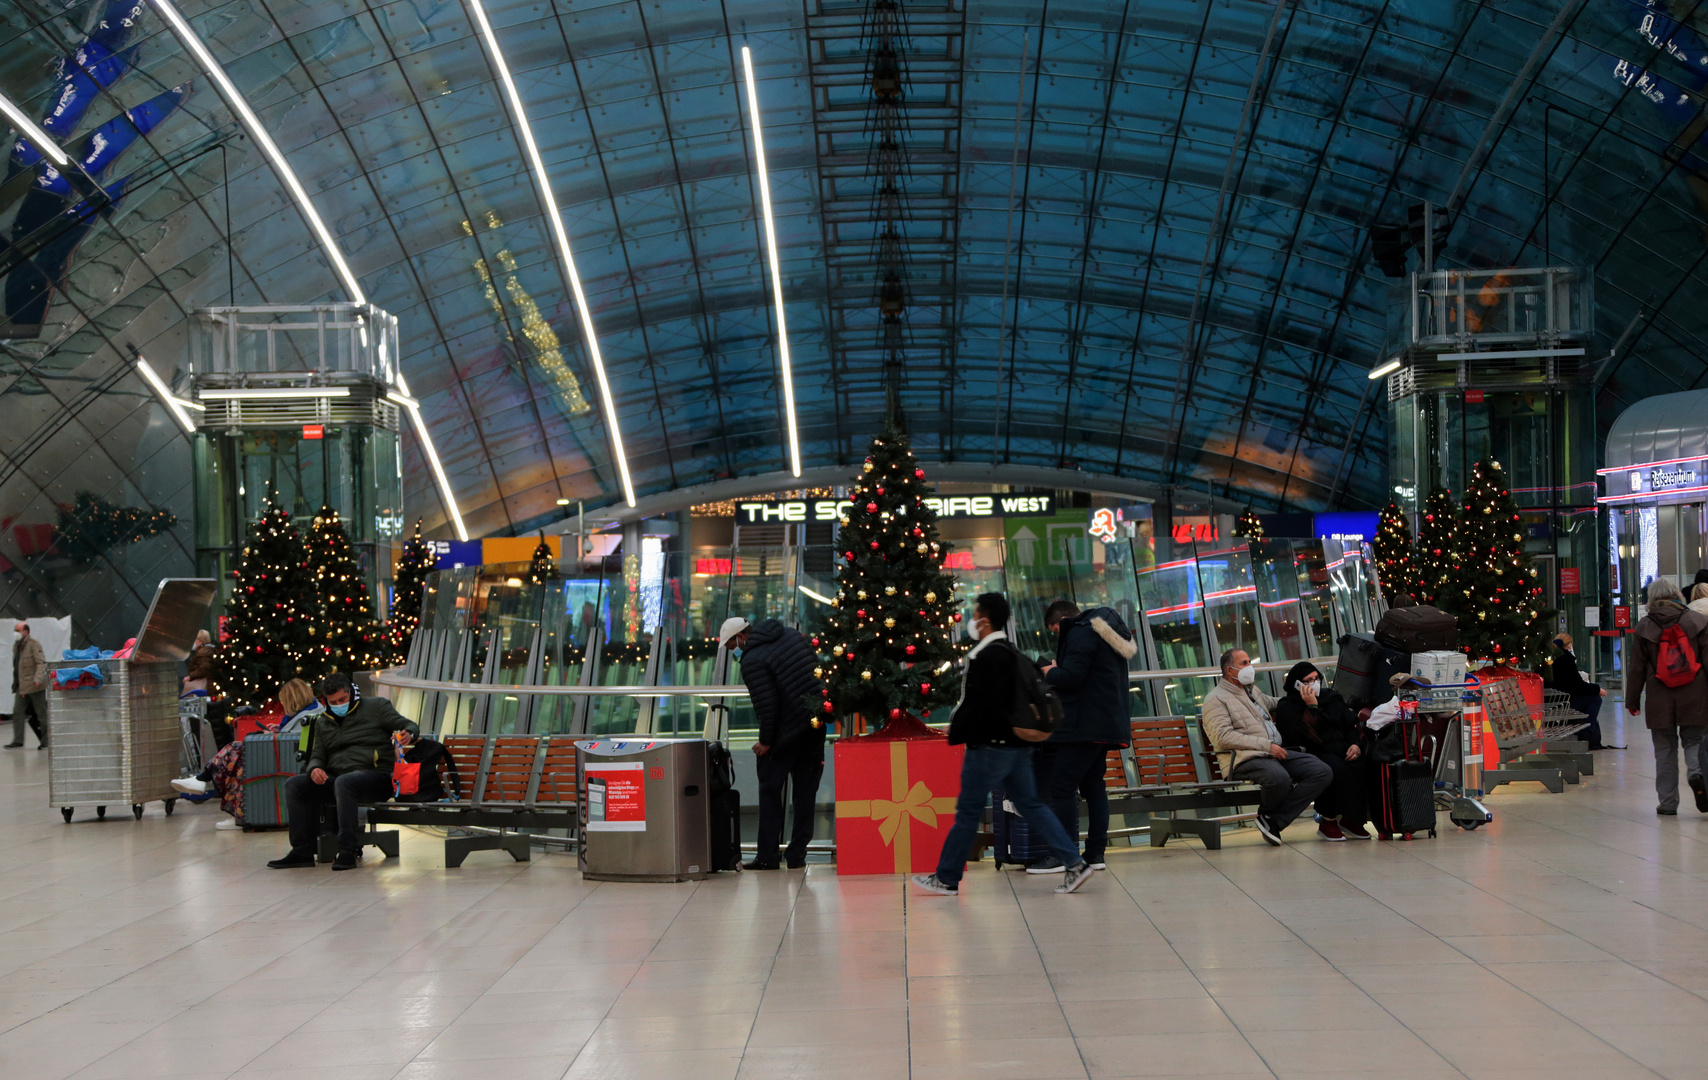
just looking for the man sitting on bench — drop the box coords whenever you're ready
[268,673,418,871]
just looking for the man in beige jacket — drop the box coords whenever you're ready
[9,622,48,750]
[1202,648,1330,845]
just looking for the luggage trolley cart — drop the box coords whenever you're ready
[1480,679,1588,793]
[48,579,217,823]
[1397,682,1494,832]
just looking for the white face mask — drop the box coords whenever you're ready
[964,616,980,641]
[1236,665,1257,686]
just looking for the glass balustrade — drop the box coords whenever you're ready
[401,535,1382,738]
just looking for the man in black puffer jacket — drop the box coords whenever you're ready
[722,617,823,870]
[1029,601,1137,874]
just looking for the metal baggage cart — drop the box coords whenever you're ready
[48,579,217,822]
[1394,683,1494,832]
[1480,678,1588,792]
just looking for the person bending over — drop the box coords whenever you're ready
[914,592,1093,896]
[1203,649,1331,845]
[1274,662,1370,841]
[721,615,824,869]
[268,673,416,870]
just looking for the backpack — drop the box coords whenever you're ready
[1002,642,1064,742]
[1656,624,1702,689]
[393,737,462,802]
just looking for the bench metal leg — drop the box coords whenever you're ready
[444,831,532,868]
[1484,766,1565,794]
[1149,815,1224,850]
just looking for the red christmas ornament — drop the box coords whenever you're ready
[876,487,885,495]
[845,651,855,661]
[845,552,855,562]
[857,610,867,619]
[919,683,931,694]
[918,610,927,618]
[246,586,255,594]
[866,502,878,513]
[952,613,963,622]
[811,637,820,648]
[870,541,880,549]
[823,701,834,713]
[905,645,916,656]
[889,708,903,720]
[915,468,925,479]
[912,527,922,537]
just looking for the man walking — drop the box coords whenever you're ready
[1203,648,1331,845]
[8,621,48,750]
[914,592,1093,895]
[721,616,824,870]
[1027,600,1136,873]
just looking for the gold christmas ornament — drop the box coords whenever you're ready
[857,590,868,600]
[813,667,823,679]
[884,586,896,596]
[861,670,872,680]
[884,617,896,628]
[862,462,873,473]
[924,591,936,603]
[917,543,928,553]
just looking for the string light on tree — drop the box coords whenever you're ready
[213,492,321,704]
[1373,503,1422,602]
[1233,509,1264,540]
[1414,486,1457,607]
[816,416,962,730]
[527,534,563,586]
[307,506,386,674]
[1435,458,1553,666]
[388,519,435,663]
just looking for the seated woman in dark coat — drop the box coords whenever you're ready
[1274,661,1371,841]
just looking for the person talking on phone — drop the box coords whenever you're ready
[1202,649,1330,846]
[1274,661,1370,841]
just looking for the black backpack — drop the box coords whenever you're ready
[1002,642,1063,742]
[394,738,462,802]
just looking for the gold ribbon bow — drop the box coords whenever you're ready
[837,741,958,872]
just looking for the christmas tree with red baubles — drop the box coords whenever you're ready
[307,506,387,674]
[1436,458,1553,666]
[388,520,435,663]
[527,535,562,585]
[1374,503,1421,602]
[815,419,962,730]
[213,495,322,704]
[1414,486,1457,606]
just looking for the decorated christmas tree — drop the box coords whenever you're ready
[1436,458,1552,666]
[306,506,387,674]
[1233,509,1264,540]
[213,496,321,704]
[1373,503,1421,602]
[388,520,435,663]
[816,419,963,729]
[1414,486,1457,606]
[527,535,562,585]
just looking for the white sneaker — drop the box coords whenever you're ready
[911,873,957,895]
[171,777,209,795]
[1088,861,1107,871]
[1055,862,1094,894]
[1025,858,1066,874]
[215,819,242,831]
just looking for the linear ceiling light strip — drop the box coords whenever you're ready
[135,356,197,434]
[740,46,803,478]
[464,0,636,507]
[150,0,467,536]
[0,90,70,166]
[391,379,469,542]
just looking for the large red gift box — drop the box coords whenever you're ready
[834,721,963,875]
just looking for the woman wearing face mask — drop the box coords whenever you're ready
[1274,661,1371,840]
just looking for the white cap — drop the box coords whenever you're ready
[718,617,751,648]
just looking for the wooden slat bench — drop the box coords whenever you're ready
[360,733,580,867]
[1102,716,1263,850]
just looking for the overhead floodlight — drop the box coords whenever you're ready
[199,386,352,400]
[0,90,70,167]
[148,0,365,306]
[464,0,635,507]
[135,356,196,434]
[1368,359,1402,381]
[741,46,802,479]
[174,397,205,411]
[383,390,420,409]
[395,375,469,543]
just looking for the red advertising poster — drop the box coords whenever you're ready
[585,762,646,832]
[1464,389,1485,404]
[1613,606,1632,629]
[1559,567,1580,595]
[302,423,324,439]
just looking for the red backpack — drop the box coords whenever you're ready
[1656,624,1702,689]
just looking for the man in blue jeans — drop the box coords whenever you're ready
[914,592,1093,896]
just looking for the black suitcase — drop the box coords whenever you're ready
[240,731,298,828]
[991,783,1047,869]
[1375,759,1437,838]
[1332,632,1409,710]
[706,742,742,872]
[1375,605,1457,654]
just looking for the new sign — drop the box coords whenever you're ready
[734,494,1055,523]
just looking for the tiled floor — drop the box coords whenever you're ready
[4,718,1708,1080]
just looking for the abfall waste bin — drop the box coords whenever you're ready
[576,737,710,882]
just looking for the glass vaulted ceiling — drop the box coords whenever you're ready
[3,0,1708,572]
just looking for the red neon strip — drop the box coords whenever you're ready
[1596,454,1708,475]
[1147,557,1198,572]
[1145,601,1203,617]
[1203,587,1258,601]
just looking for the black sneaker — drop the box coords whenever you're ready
[741,860,780,871]
[1658,806,1680,816]
[331,850,360,871]
[1025,857,1066,875]
[786,859,807,870]
[267,850,317,869]
[1254,814,1282,846]
[1690,775,1708,813]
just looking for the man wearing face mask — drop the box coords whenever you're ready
[720,616,824,870]
[1202,649,1331,845]
[8,621,48,750]
[268,672,417,871]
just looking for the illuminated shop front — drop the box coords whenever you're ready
[1603,390,1708,621]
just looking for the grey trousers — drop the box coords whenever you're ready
[10,691,46,747]
[1231,752,1333,830]
[1651,725,1704,811]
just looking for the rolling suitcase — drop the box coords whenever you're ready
[1375,605,1457,654]
[240,731,298,828]
[1332,632,1408,710]
[1373,720,1437,839]
[990,783,1047,869]
[706,742,742,872]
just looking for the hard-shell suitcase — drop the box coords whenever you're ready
[1375,759,1437,839]
[240,732,298,828]
[706,742,742,872]
[1333,632,1409,710]
[991,783,1047,869]
[1375,605,1457,654]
